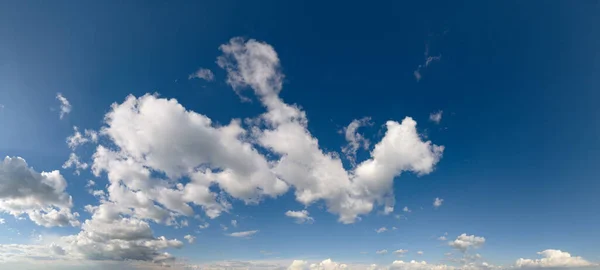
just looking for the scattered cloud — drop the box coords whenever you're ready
[429,111,443,124]
[56,93,71,119]
[341,117,372,166]
[221,224,229,231]
[231,219,238,227]
[449,233,486,252]
[228,230,259,238]
[394,249,409,256]
[417,251,424,255]
[285,210,314,224]
[0,218,4,224]
[184,234,196,244]
[199,222,210,229]
[390,260,454,270]
[515,249,596,269]
[0,156,79,227]
[375,227,388,233]
[62,153,88,175]
[188,67,215,81]
[403,206,411,213]
[413,43,442,82]
[438,236,447,241]
[66,126,98,150]
[434,198,444,208]
[85,180,95,188]
[376,249,388,254]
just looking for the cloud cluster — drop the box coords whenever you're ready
[449,234,486,252]
[515,249,595,269]
[0,156,79,227]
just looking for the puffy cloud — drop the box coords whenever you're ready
[429,111,443,124]
[390,260,455,270]
[66,126,98,150]
[56,93,71,119]
[62,153,88,175]
[188,67,215,81]
[375,227,388,233]
[0,218,4,224]
[86,180,95,187]
[515,249,596,269]
[0,156,79,227]
[449,234,486,252]
[289,260,309,270]
[341,117,372,166]
[376,249,388,254]
[218,37,444,224]
[184,234,196,244]
[403,206,411,213]
[309,259,348,270]
[394,249,409,256]
[285,210,314,224]
[198,222,209,229]
[228,230,259,238]
[434,198,444,208]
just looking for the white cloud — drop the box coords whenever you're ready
[403,206,411,213]
[184,234,196,244]
[394,249,409,256]
[228,230,258,238]
[0,218,4,224]
[417,251,424,255]
[221,224,229,231]
[56,93,71,119]
[0,156,79,227]
[289,260,309,270]
[62,153,88,175]
[375,227,388,233]
[308,259,348,270]
[376,249,388,254]
[218,37,444,224]
[449,234,486,252]
[438,236,447,241]
[86,180,95,187]
[390,260,455,270]
[341,117,372,166]
[199,222,210,229]
[515,249,596,269]
[434,198,444,208]
[66,126,98,150]
[429,111,443,124]
[231,219,238,227]
[188,67,215,81]
[285,210,314,224]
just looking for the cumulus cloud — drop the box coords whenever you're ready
[56,93,71,119]
[218,37,444,223]
[0,156,79,227]
[285,210,314,224]
[390,260,454,270]
[376,249,388,254]
[375,227,388,233]
[228,230,259,238]
[515,249,595,269]
[434,198,444,208]
[429,111,443,124]
[449,234,485,252]
[66,126,98,150]
[184,234,196,244]
[341,117,372,166]
[394,249,409,256]
[198,222,209,229]
[188,67,215,81]
[62,153,88,175]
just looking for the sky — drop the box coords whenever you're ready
[0,1,599,269]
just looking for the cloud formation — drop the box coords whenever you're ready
[228,230,259,238]
[434,198,444,208]
[449,234,486,252]
[56,93,71,119]
[429,111,443,124]
[515,249,595,269]
[285,210,314,224]
[188,67,215,81]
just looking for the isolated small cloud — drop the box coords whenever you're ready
[0,218,4,224]
[285,210,314,224]
[184,234,196,244]
[433,198,444,208]
[375,227,388,233]
[56,93,71,119]
[403,206,411,213]
[189,67,215,81]
[199,222,210,229]
[221,224,229,231]
[231,219,238,227]
[449,233,486,252]
[376,249,388,254]
[394,249,409,256]
[228,230,259,238]
[417,251,424,255]
[429,111,443,124]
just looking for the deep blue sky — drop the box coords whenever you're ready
[0,1,599,268]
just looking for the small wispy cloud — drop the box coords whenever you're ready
[189,67,215,81]
[285,210,314,224]
[376,249,388,254]
[228,230,259,238]
[231,220,238,227]
[394,249,408,256]
[414,43,442,82]
[184,234,196,244]
[403,206,411,213]
[56,93,71,119]
[429,110,443,124]
[375,227,388,234]
[434,197,444,208]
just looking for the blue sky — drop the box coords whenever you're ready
[0,1,599,269]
